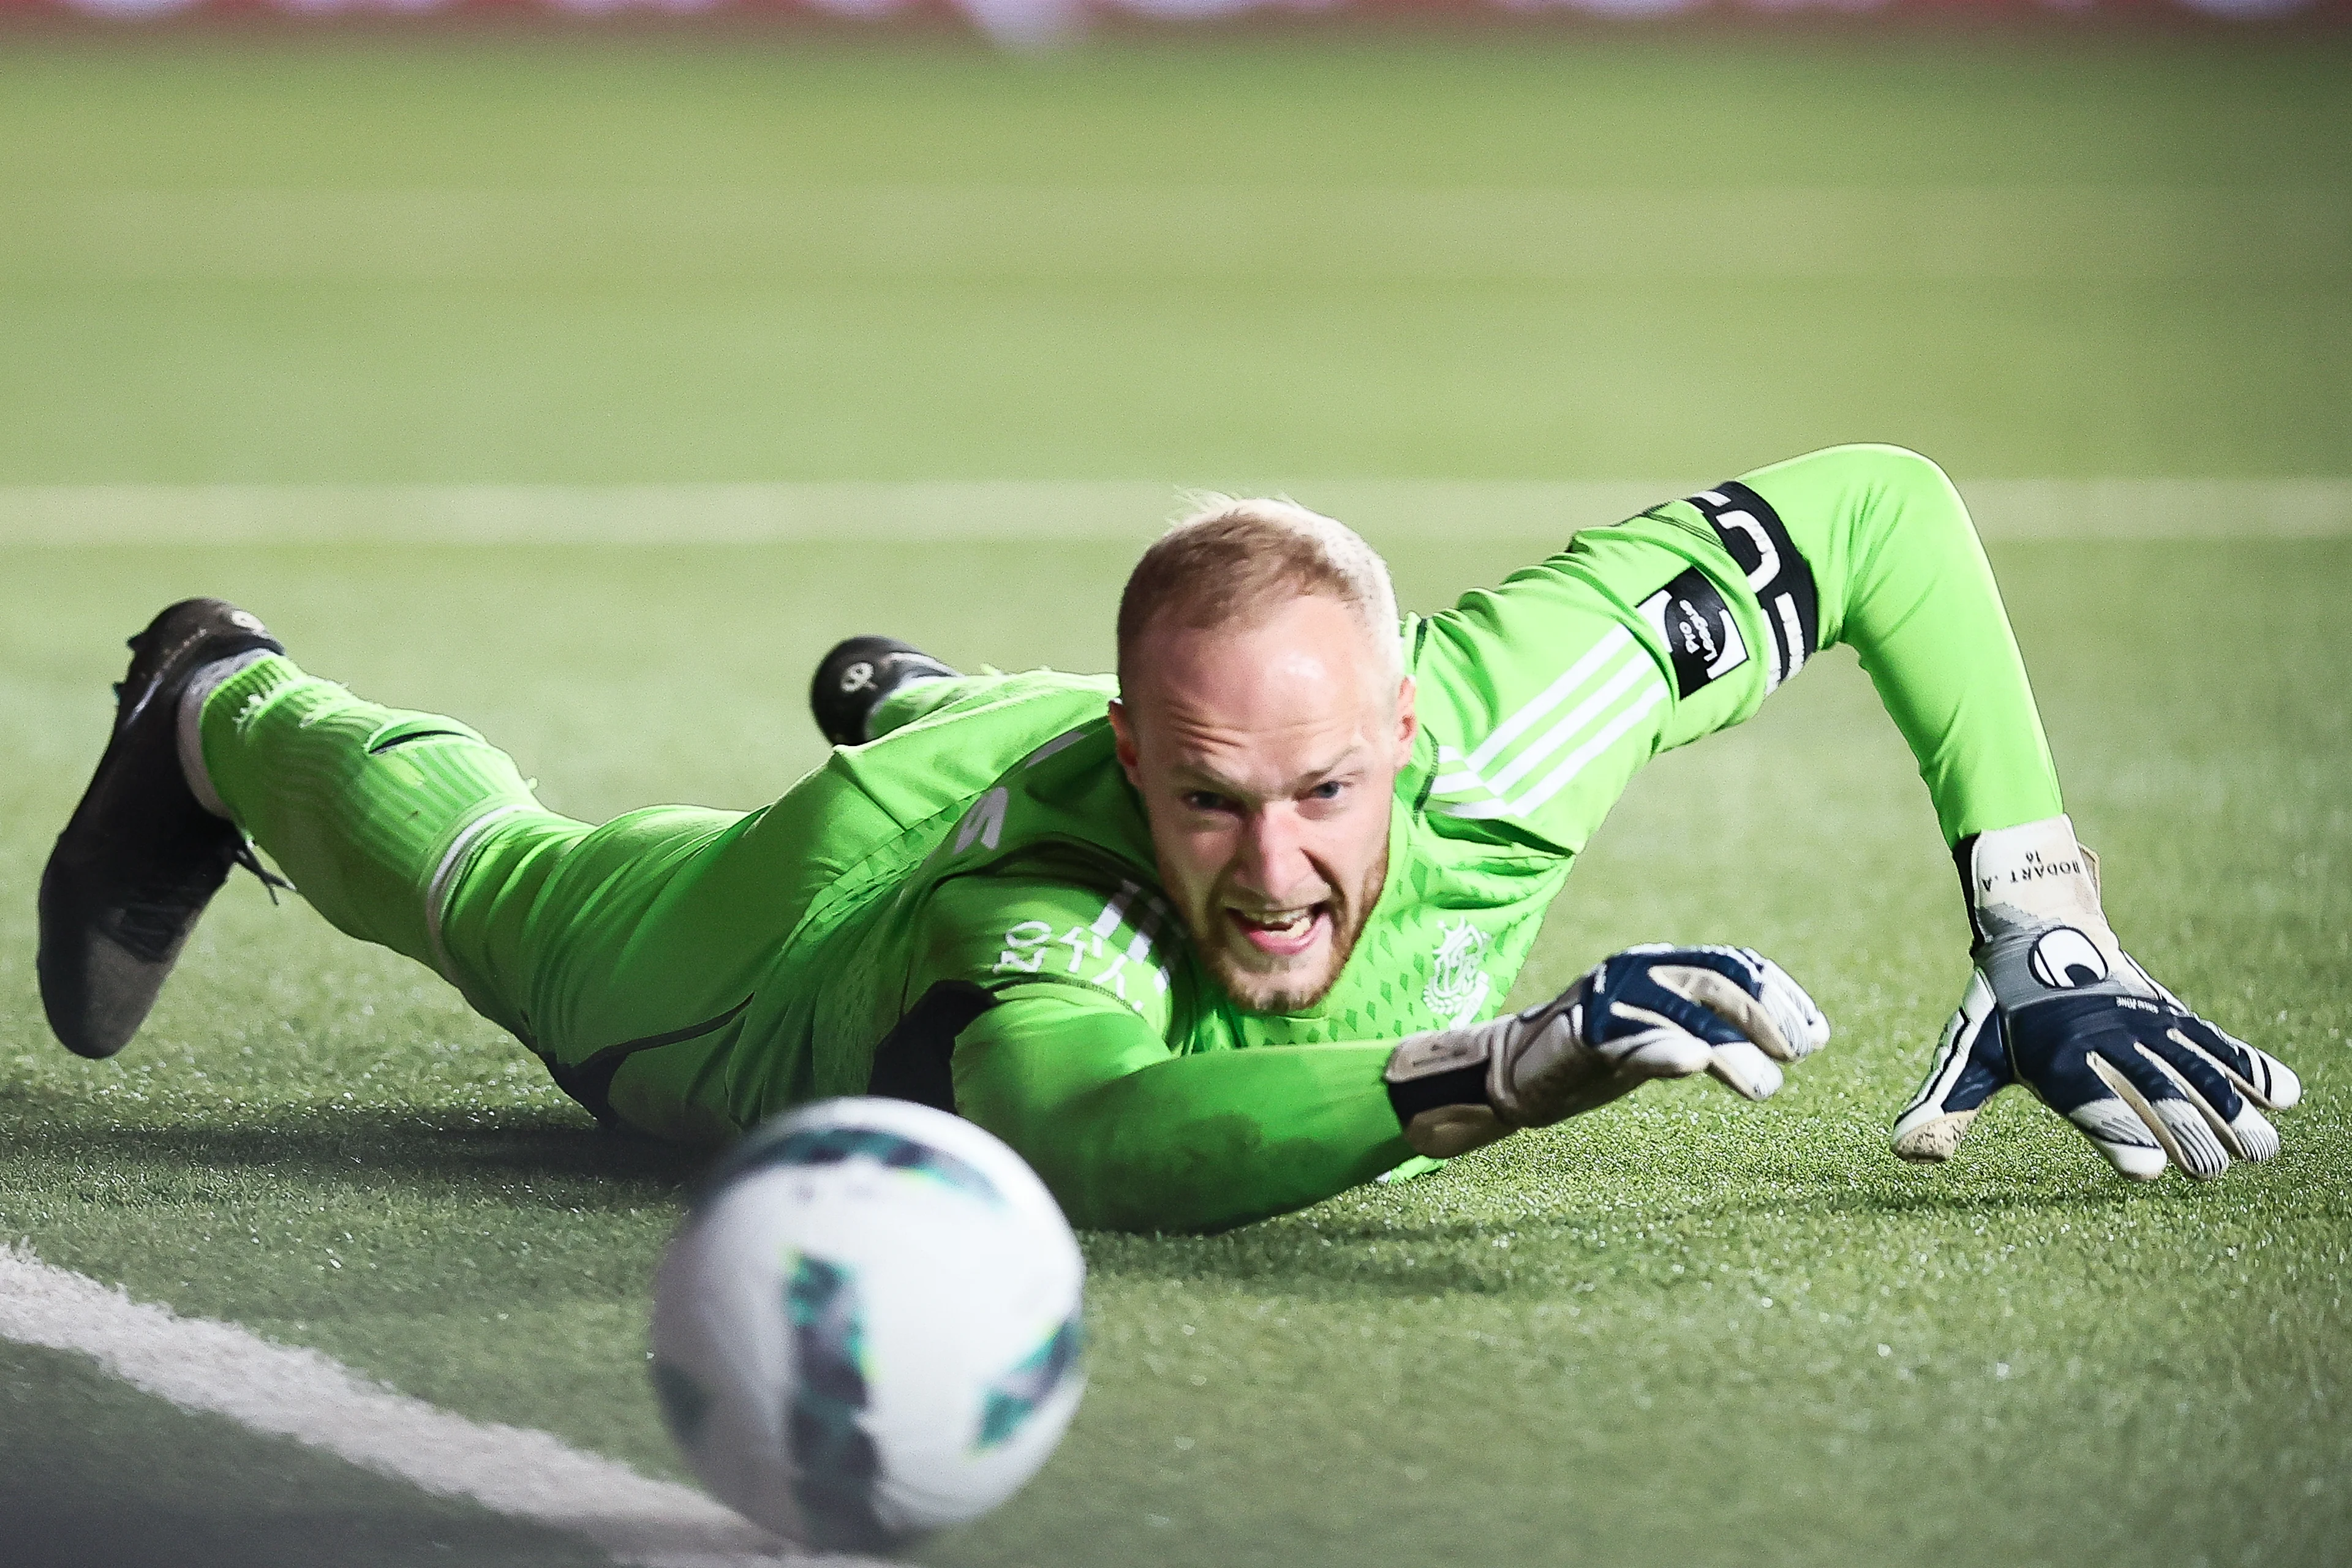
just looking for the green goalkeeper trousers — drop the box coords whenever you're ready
[196,657,1101,1142]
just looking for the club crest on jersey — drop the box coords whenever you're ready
[1422,920,1493,1027]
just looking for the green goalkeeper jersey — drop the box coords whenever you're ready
[201,444,2063,1232]
[764,671,1576,1224]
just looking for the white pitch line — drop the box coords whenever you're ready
[0,1246,883,1568]
[0,478,2346,547]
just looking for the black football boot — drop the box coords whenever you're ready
[809,636,960,748]
[37,598,287,1060]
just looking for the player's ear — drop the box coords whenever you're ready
[1107,698,1145,786]
[1392,676,1418,762]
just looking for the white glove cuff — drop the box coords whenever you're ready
[1965,814,2165,1006]
[1966,814,2105,941]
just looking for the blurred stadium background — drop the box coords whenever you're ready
[17,0,2352,43]
[0,9,2346,1568]
[3,17,2347,500]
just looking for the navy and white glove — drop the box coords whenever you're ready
[1893,816,2301,1180]
[1384,944,1831,1159]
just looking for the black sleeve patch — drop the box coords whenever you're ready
[1638,566,1749,698]
[1686,480,1820,692]
[865,979,1000,1114]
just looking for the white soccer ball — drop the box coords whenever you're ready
[649,1097,1087,1550]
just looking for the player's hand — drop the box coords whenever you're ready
[1384,944,1830,1159]
[1892,816,2300,1180]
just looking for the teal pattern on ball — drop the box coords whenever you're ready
[784,1252,889,1548]
[976,1310,1084,1452]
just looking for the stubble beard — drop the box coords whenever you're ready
[1175,844,1389,1016]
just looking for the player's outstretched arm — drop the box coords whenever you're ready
[1732,445,2300,1178]
[954,997,1404,1233]
[954,944,1828,1233]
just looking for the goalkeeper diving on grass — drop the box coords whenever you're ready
[39,444,2300,1231]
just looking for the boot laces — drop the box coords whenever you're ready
[233,841,293,905]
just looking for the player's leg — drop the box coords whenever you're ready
[190,647,600,1042]
[809,633,1106,747]
[809,636,961,746]
[206,634,1118,1147]
[536,661,1118,1141]
[192,648,781,1139]
[42,599,1107,1142]
[38,598,646,1065]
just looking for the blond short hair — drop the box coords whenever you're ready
[1115,496,1402,690]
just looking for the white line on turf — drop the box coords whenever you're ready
[0,1246,884,1568]
[0,478,2346,546]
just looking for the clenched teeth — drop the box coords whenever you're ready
[1231,906,1317,933]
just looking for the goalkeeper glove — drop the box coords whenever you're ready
[1384,944,1830,1159]
[1893,815,2300,1180]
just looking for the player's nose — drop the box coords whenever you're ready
[1231,808,1325,908]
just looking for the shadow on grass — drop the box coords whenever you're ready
[1083,1216,1563,1298]
[0,1099,712,1212]
[1079,1162,2166,1299]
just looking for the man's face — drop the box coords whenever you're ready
[1110,594,1416,1014]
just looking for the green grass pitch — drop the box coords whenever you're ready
[1,30,2349,1568]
